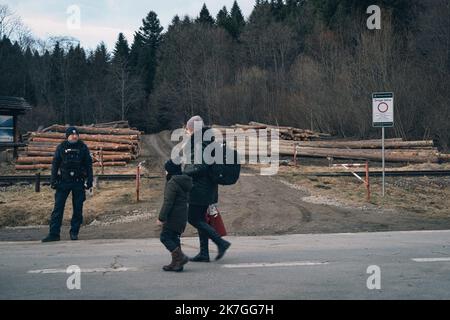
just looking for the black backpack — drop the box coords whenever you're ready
[209,142,241,186]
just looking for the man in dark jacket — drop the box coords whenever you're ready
[183,116,231,262]
[158,159,193,272]
[42,127,93,243]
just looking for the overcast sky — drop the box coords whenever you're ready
[4,0,255,50]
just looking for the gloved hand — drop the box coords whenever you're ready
[50,180,59,190]
[85,181,93,190]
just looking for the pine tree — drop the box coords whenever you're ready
[270,0,286,21]
[216,2,246,39]
[286,0,303,8]
[216,6,231,29]
[196,4,215,25]
[113,33,130,63]
[137,11,164,48]
[284,0,305,18]
[172,15,181,26]
[65,44,88,124]
[23,46,36,105]
[0,37,24,96]
[129,32,143,70]
[168,15,182,32]
[90,42,110,75]
[182,15,192,25]
[93,42,110,65]
[229,1,246,39]
[49,42,65,123]
[88,42,111,122]
[131,11,163,94]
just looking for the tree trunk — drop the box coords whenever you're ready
[45,125,140,136]
[29,138,133,151]
[281,140,435,149]
[277,146,443,163]
[31,132,139,144]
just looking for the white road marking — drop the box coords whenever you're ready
[221,261,329,269]
[412,258,450,263]
[28,267,138,274]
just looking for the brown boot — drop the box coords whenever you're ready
[162,252,176,272]
[171,247,189,272]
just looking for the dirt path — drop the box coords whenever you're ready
[141,133,172,161]
[139,131,173,170]
[1,132,449,242]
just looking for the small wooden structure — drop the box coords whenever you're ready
[0,96,32,158]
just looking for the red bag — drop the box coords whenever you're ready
[206,205,227,237]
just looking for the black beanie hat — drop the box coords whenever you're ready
[165,159,182,176]
[66,126,79,138]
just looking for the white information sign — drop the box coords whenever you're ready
[372,92,394,127]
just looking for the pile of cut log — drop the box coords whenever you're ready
[250,121,330,141]
[16,121,142,170]
[213,122,330,141]
[278,138,450,163]
[212,122,450,163]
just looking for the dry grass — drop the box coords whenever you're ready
[277,165,450,218]
[0,178,165,228]
[1,159,449,229]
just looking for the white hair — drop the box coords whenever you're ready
[186,115,204,132]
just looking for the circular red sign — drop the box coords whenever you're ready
[377,102,389,113]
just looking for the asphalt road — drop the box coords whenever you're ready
[0,230,449,300]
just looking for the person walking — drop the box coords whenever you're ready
[158,159,193,272]
[183,116,231,262]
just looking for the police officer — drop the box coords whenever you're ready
[42,127,93,243]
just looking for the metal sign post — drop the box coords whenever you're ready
[372,92,394,197]
[382,126,385,196]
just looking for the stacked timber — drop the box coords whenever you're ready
[248,122,331,141]
[87,120,131,129]
[277,139,449,163]
[211,122,449,163]
[213,122,330,141]
[16,121,141,170]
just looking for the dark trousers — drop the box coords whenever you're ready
[188,204,225,257]
[160,226,181,253]
[49,181,86,237]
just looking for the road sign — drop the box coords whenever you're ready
[372,92,394,197]
[373,92,394,127]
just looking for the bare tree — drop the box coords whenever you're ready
[110,58,144,120]
[0,5,21,39]
[0,4,33,49]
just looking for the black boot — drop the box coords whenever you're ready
[70,232,78,241]
[190,254,210,262]
[190,231,210,262]
[216,240,231,261]
[42,234,60,243]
